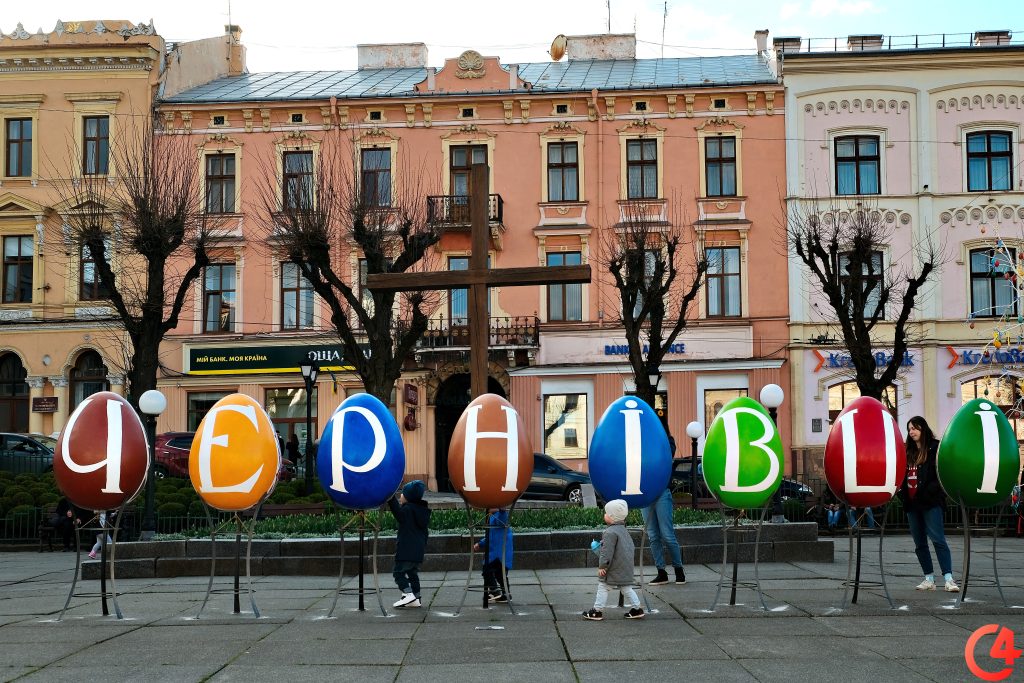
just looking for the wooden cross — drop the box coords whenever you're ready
[367,163,592,398]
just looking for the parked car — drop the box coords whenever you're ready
[669,456,813,502]
[522,452,593,504]
[154,432,296,481]
[0,433,56,474]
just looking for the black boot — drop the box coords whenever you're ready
[674,566,686,584]
[649,568,669,585]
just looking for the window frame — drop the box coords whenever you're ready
[966,131,1013,192]
[447,255,470,324]
[82,115,110,176]
[546,141,579,202]
[79,241,112,302]
[837,249,885,318]
[705,136,737,198]
[69,350,109,411]
[542,391,589,459]
[360,147,392,207]
[4,118,32,178]
[187,391,232,431]
[204,153,236,214]
[546,251,583,321]
[626,138,658,199]
[705,246,742,317]
[2,235,33,304]
[280,261,314,330]
[202,263,237,334]
[834,134,880,196]
[282,150,314,211]
[969,246,1018,318]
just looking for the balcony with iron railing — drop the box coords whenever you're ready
[416,315,538,351]
[774,30,1020,55]
[426,194,504,227]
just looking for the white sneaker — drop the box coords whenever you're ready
[915,578,936,591]
[944,579,960,593]
[393,593,418,608]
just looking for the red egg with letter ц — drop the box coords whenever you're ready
[448,393,532,509]
[824,396,906,507]
[54,391,149,511]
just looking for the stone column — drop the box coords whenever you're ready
[108,374,126,398]
[48,376,70,433]
[26,377,46,434]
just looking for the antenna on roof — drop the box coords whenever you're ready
[606,0,611,33]
[550,34,567,61]
[661,2,668,58]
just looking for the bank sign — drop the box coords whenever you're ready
[946,346,1024,369]
[812,349,914,372]
[604,343,686,356]
[187,344,354,375]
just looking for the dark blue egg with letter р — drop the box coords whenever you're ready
[588,396,672,509]
[316,393,406,510]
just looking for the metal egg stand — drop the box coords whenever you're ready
[196,502,262,618]
[59,504,128,620]
[708,502,771,612]
[953,496,1012,609]
[327,506,388,617]
[837,501,896,610]
[454,498,518,616]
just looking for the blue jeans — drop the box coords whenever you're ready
[848,507,876,529]
[906,505,952,576]
[640,488,682,569]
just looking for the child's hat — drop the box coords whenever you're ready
[402,480,426,502]
[604,499,628,523]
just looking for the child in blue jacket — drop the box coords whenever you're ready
[473,508,513,603]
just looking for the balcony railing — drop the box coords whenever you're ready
[417,315,538,350]
[427,194,503,226]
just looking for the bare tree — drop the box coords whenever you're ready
[255,129,444,405]
[604,197,707,406]
[788,199,937,400]
[51,115,216,407]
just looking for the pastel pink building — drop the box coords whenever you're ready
[155,33,790,490]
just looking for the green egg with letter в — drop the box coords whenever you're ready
[937,398,1020,507]
[702,396,783,509]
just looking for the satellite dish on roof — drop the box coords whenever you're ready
[550,34,567,61]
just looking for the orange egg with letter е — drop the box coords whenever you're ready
[54,391,149,511]
[189,393,281,511]
[448,393,533,509]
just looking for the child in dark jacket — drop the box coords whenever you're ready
[388,480,431,608]
[473,508,513,603]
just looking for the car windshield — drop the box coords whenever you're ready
[32,435,57,451]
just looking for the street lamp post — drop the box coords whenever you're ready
[298,360,319,495]
[685,421,703,510]
[139,389,167,541]
[759,383,786,524]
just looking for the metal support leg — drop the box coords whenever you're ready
[709,503,731,612]
[197,505,218,619]
[751,503,769,611]
[455,503,479,617]
[58,516,88,621]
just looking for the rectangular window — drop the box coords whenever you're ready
[543,393,588,459]
[282,151,313,210]
[967,131,1012,192]
[83,116,109,175]
[361,148,391,207]
[704,388,747,433]
[280,262,314,330]
[546,251,582,321]
[187,391,230,431]
[706,246,741,317]
[450,145,487,223]
[5,118,31,177]
[547,142,579,202]
[266,387,318,455]
[205,154,236,213]
[79,240,112,301]
[838,250,884,318]
[629,248,658,318]
[2,235,33,303]
[203,264,236,333]
[705,136,736,197]
[835,135,879,195]
[448,256,469,324]
[626,139,658,199]
[970,247,1017,318]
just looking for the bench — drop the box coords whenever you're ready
[38,505,58,552]
[260,503,330,519]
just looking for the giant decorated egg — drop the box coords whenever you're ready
[54,391,149,510]
[189,393,280,511]
[938,398,1021,507]
[588,396,671,509]
[824,396,905,507]
[702,396,782,509]
[448,393,532,509]
[317,393,405,510]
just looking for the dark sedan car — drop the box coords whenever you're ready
[522,453,593,504]
[0,433,57,474]
[669,456,813,501]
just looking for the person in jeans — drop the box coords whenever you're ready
[642,486,684,585]
[388,480,431,608]
[899,416,959,592]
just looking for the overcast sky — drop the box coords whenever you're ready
[7,0,1020,72]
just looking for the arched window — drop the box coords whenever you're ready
[0,353,29,432]
[961,375,1024,441]
[70,350,109,410]
[827,380,897,425]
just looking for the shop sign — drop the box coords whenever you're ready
[31,396,58,413]
[812,349,914,372]
[604,343,686,356]
[188,343,355,375]
[946,346,1024,369]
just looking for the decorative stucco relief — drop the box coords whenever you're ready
[812,207,913,229]
[937,94,1022,112]
[804,99,910,116]
[940,204,1024,228]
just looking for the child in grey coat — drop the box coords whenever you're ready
[583,499,644,620]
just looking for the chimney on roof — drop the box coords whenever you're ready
[773,36,802,54]
[754,30,769,53]
[225,24,246,76]
[358,43,428,69]
[566,34,636,60]
[973,30,1011,46]
[847,34,884,51]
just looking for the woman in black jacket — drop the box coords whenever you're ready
[899,416,958,592]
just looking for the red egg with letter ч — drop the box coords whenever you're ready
[824,396,905,507]
[54,391,149,511]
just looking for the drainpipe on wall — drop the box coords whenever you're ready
[591,88,603,328]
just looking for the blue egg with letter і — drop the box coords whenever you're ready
[588,396,672,510]
[316,393,406,510]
